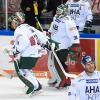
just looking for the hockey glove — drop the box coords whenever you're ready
[85,21,92,28]
[68,44,81,61]
[83,21,92,33]
[44,39,60,51]
[48,39,60,50]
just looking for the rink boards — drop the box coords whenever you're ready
[0,30,100,77]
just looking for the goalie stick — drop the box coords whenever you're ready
[35,17,78,78]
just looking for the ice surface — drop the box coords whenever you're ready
[0,77,69,100]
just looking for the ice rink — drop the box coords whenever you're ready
[0,77,69,100]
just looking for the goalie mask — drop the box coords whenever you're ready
[56,4,68,18]
[15,12,25,23]
[8,12,25,29]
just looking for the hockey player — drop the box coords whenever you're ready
[47,4,80,88]
[67,55,100,100]
[8,12,48,95]
[66,0,93,33]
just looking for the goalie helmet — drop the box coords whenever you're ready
[56,4,68,18]
[15,12,25,23]
[8,12,25,29]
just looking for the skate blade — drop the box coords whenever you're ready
[29,89,43,97]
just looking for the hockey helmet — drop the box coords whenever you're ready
[8,12,25,28]
[15,12,25,23]
[81,55,94,66]
[56,4,68,18]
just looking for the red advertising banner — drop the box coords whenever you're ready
[33,39,95,74]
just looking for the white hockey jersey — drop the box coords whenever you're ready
[66,0,93,31]
[13,24,47,57]
[48,15,80,49]
[67,71,100,100]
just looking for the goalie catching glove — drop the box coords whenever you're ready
[68,44,81,61]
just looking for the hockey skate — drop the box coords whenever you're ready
[48,80,57,87]
[54,80,62,89]
[26,87,34,94]
[29,83,43,97]
[57,77,71,89]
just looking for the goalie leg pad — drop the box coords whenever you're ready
[48,51,57,84]
[53,49,71,88]
[48,51,62,85]
[14,60,34,90]
[23,69,40,91]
